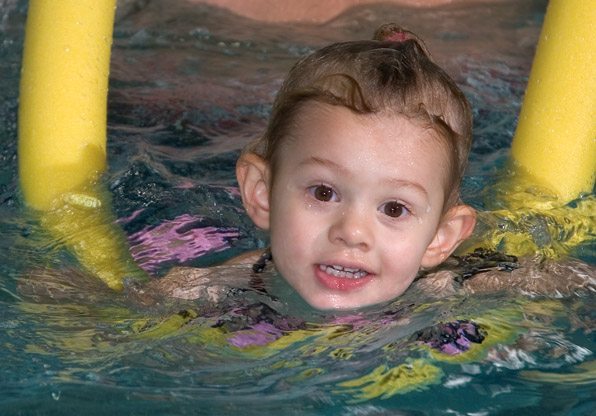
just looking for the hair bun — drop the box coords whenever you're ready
[373,23,418,43]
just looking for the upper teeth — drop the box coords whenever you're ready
[320,264,368,279]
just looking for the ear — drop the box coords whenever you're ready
[421,204,477,268]
[236,152,271,230]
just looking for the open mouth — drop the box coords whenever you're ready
[318,264,370,279]
[315,263,374,291]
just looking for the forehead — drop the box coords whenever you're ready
[284,102,451,163]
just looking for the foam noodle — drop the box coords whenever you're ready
[511,0,596,202]
[19,0,116,210]
[18,1,145,289]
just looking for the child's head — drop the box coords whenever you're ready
[237,24,476,310]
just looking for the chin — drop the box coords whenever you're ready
[304,295,389,311]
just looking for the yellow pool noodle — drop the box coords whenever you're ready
[511,0,596,202]
[18,1,146,290]
[19,0,116,210]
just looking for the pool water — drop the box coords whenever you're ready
[1,0,594,415]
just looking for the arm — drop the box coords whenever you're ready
[413,254,595,298]
[146,249,265,301]
[462,256,595,297]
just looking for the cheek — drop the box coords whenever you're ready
[378,227,434,271]
[270,197,310,256]
[270,200,332,281]
[383,244,423,270]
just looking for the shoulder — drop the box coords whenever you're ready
[411,270,459,297]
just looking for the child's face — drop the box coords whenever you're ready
[260,102,456,310]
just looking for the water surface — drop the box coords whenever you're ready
[1,1,594,415]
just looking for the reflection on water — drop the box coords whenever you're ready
[1,0,594,414]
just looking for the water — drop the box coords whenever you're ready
[1,0,594,414]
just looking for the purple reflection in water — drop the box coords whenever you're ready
[127,213,239,272]
[227,322,285,348]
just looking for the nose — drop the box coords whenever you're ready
[328,207,373,251]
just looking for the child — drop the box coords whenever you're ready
[149,23,593,310]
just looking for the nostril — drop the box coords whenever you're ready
[328,214,372,250]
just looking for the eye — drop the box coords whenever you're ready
[308,184,338,202]
[379,201,409,218]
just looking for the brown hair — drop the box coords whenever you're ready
[245,24,472,207]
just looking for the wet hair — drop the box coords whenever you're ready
[244,23,472,207]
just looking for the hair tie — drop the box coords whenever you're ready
[372,23,431,57]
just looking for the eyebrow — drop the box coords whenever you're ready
[297,156,429,198]
[298,156,350,176]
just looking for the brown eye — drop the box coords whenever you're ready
[381,201,407,218]
[309,185,337,202]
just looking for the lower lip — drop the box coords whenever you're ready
[314,265,374,291]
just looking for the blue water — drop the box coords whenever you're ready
[1,1,594,415]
